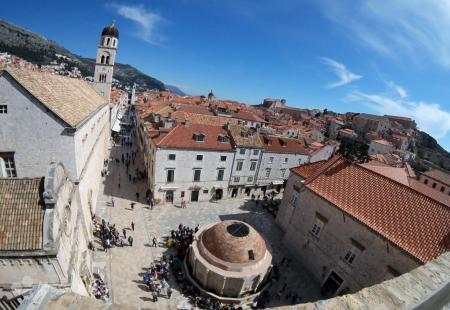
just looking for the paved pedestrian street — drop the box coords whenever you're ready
[92,138,321,309]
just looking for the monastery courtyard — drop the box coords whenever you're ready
[92,138,321,309]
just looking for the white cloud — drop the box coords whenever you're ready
[109,3,164,44]
[387,81,407,98]
[317,0,450,69]
[347,91,450,139]
[321,57,362,88]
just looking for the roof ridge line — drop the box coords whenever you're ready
[303,155,343,185]
[155,124,179,146]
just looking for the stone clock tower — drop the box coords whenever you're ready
[93,22,119,102]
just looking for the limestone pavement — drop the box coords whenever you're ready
[92,136,321,309]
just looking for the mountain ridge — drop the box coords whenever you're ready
[0,19,185,95]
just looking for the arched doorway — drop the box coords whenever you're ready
[165,190,174,203]
[215,188,223,200]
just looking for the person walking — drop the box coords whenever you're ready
[131,221,135,231]
[122,228,126,238]
[111,197,115,207]
[167,287,172,299]
[128,236,133,246]
[131,202,135,210]
[152,290,158,302]
[152,237,157,247]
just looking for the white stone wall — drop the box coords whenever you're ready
[277,173,420,295]
[256,151,308,186]
[152,147,235,204]
[0,74,77,179]
[310,145,336,163]
[368,140,395,155]
[229,147,262,187]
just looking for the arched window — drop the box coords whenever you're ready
[112,39,116,47]
[105,56,110,65]
[100,55,105,64]
[107,38,110,45]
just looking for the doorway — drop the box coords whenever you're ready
[165,190,174,203]
[321,271,344,297]
[215,188,223,200]
[231,188,238,198]
[245,187,251,196]
[191,190,199,202]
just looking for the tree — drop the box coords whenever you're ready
[338,138,370,163]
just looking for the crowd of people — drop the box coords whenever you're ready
[92,216,134,252]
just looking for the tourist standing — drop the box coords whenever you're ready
[152,237,157,247]
[131,221,135,231]
[111,197,115,207]
[167,287,172,299]
[128,236,133,246]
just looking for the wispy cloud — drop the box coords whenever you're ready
[108,3,164,44]
[386,81,407,98]
[321,57,362,88]
[347,91,450,139]
[317,0,450,69]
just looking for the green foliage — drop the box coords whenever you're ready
[337,138,370,163]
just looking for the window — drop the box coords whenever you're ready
[269,157,274,163]
[218,135,230,143]
[0,153,17,178]
[0,105,7,114]
[344,246,359,264]
[440,186,445,192]
[166,169,175,183]
[220,155,227,161]
[248,250,255,260]
[168,154,176,160]
[193,169,201,181]
[265,168,271,178]
[234,176,240,183]
[240,148,246,155]
[203,189,209,194]
[311,217,325,237]
[236,160,243,171]
[280,168,286,177]
[289,193,298,206]
[217,169,225,181]
[194,133,205,142]
[250,160,257,171]
[284,157,288,163]
[424,178,428,184]
[253,149,259,155]
[247,176,253,182]
[432,182,437,188]
[196,155,203,161]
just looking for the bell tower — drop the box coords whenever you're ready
[93,22,119,102]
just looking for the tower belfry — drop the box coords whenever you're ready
[93,22,119,102]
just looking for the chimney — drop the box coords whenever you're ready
[184,119,190,128]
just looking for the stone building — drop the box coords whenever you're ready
[93,22,119,101]
[418,169,450,196]
[368,139,395,155]
[145,122,235,204]
[0,68,110,216]
[227,125,263,198]
[0,163,92,296]
[256,135,309,193]
[276,156,450,297]
[186,220,272,301]
[351,113,390,138]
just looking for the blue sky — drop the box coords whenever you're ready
[2,0,450,150]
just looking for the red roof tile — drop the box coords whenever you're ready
[292,157,450,263]
[260,135,308,154]
[155,123,233,151]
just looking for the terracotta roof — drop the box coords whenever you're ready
[177,104,214,116]
[228,125,263,148]
[171,110,239,126]
[155,123,233,151]
[290,160,329,179]
[372,139,393,147]
[360,162,410,186]
[260,135,308,154]
[422,169,450,186]
[201,220,268,264]
[408,178,450,206]
[0,178,45,251]
[292,157,450,263]
[232,110,266,123]
[4,68,106,127]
